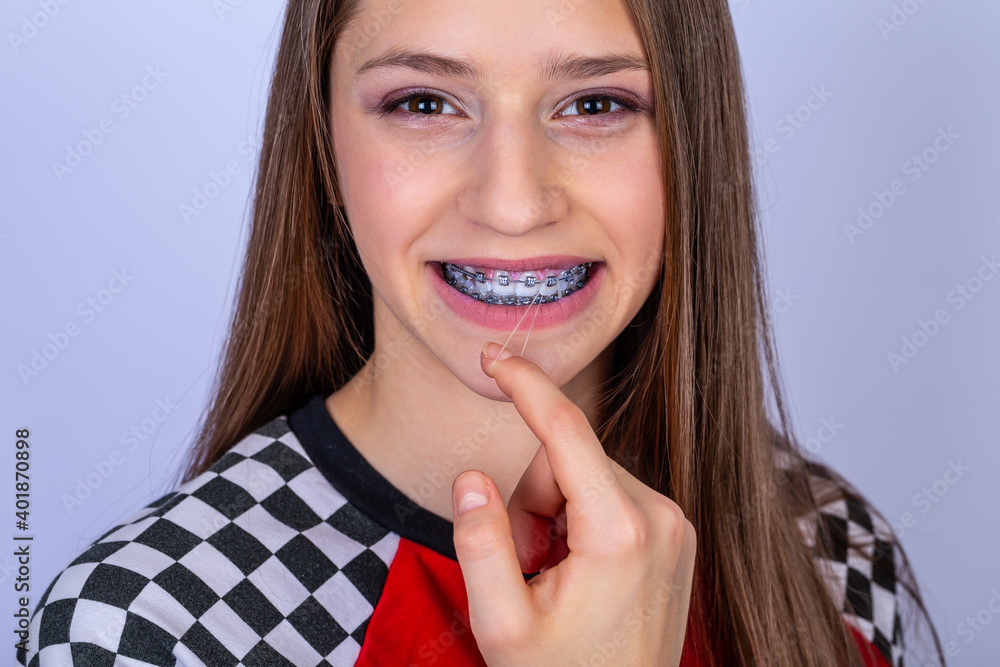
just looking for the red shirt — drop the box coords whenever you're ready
[357,536,892,666]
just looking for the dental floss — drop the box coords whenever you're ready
[519,290,542,356]
[493,289,542,367]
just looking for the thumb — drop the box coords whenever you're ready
[452,470,532,636]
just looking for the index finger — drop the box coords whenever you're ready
[480,342,632,542]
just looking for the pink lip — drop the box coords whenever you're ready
[440,256,593,272]
[427,260,604,332]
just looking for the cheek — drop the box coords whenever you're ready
[340,115,452,211]
[574,141,664,256]
[338,128,447,283]
[571,139,664,310]
[627,170,666,298]
[632,162,666,270]
[341,179,403,287]
[338,141,425,271]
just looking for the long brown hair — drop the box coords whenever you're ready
[178,0,946,664]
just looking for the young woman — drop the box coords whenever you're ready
[21,0,945,665]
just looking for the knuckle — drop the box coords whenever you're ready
[647,497,695,545]
[684,518,698,547]
[672,512,696,545]
[656,496,685,524]
[546,401,588,438]
[507,361,536,386]
[478,613,534,647]
[455,521,505,560]
[611,505,653,553]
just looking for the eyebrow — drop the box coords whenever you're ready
[355,48,650,81]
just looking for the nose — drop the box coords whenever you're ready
[456,114,568,238]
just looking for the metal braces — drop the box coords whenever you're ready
[443,262,592,306]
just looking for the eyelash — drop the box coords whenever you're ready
[375,88,643,126]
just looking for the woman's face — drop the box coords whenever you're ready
[329,0,664,399]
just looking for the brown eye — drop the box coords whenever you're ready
[560,93,639,122]
[377,91,460,119]
[573,97,615,115]
[405,95,444,114]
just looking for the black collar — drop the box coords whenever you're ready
[287,394,459,561]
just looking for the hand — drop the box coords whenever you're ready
[450,342,697,666]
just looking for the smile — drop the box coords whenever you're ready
[428,259,604,331]
[439,261,592,306]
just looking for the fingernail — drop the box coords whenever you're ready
[454,471,489,515]
[481,341,514,361]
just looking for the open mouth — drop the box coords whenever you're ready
[438,261,593,305]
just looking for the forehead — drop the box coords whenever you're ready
[335,0,646,78]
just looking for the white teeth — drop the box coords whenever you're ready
[539,275,559,297]
[492,270,516,296]
[515,276,541,298]
[441,261,592,305]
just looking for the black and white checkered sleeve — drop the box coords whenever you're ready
[800,469,905,667]
[17,491,190,666]
[20,415,398,667]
